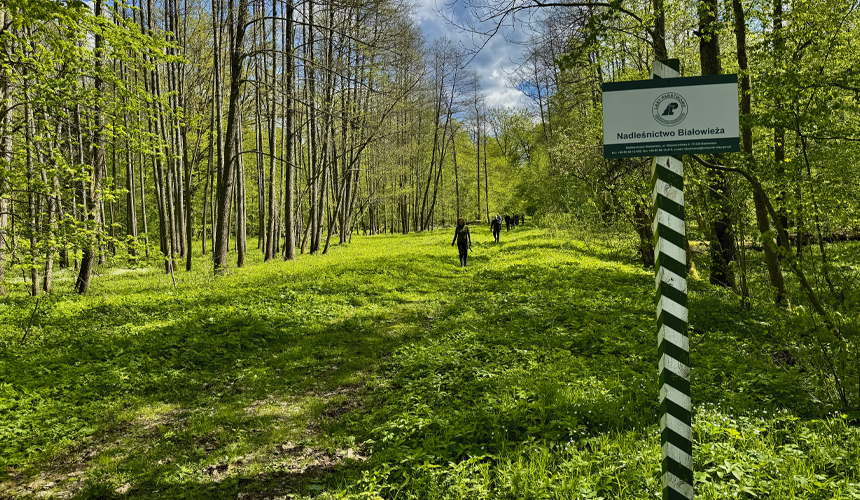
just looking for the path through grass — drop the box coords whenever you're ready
[0,227,858,499]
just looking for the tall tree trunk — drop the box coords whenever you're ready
[236,111,248,267]
[141,0,174,273]
[732,0,786,306]
[254,37,267,252]
[772,0,789,248]
[25,99,39,296]
[73,105,86,271]
[76,0,107,294]
[139,146,150,260]
[122,4,139,260]
[125,95,139,258]
[652,0,668,59]
[483,131,489,221]
[421,72,445,230]
[108,115,117,257]
[129,33,150,261]
[203,83,215,256]
[314,5,335,253]
[212,0,225,257]
[214,0,249,273]
[699,0,736,289]
[305,0,322,252]
[178,0,193,270]
[0,45,9,296]
[265,0,278,260]
[283,0,296,260]
[43,171,60,294]
[168,0,188,260]
[475,105,481,221]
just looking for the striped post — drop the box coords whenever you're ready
[651,59,693,500]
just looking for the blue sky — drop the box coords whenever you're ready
[411,0,531,109]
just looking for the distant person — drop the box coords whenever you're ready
[451,218,472,267]
[513,214,519,227]
[504,214,511,231]
[490,214,502,242]
[521,213,526,224]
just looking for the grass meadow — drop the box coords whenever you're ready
[0,225,858,499]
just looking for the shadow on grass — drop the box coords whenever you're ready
[1,229,826,499]
[0,242,454,498]
[67,462,362,500]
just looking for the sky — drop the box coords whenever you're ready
[410,0,531,109]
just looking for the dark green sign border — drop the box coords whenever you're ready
[605,138,740,158]
[603,74,737,93]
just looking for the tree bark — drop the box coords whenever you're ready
[25,99,39,296]
[214,0,249,274]
[652,0,668,59]
[76,0,107,294]
[732,0,786,306]
[265,0,278,260]
[236,109,248,267]
[283,0,296,261]
[699,0,736,289]
[773,0,789,248]
[254,30,267,253]
[0,41,9,295]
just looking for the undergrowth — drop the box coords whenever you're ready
[0,226,858,499]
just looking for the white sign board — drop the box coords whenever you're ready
[602,75,740,158]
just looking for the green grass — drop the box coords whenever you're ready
[0,226,858,499]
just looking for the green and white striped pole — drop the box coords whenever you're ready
[651,59,693,500]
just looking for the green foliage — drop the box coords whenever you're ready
[0,0,179,291]
[0,228,858,498]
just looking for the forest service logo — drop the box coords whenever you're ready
[652,92,688,126]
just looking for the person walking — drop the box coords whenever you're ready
[490,214,502,242]
[512,214,519,227]
[504,214,510,231]
[451,218,472,267]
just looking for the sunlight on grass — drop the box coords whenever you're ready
[0,228,858,499]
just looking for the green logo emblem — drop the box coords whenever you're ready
[653,92,688,126]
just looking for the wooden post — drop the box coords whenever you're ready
[651,58,693,500]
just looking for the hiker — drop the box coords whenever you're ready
[512,214,519,227]
[504,214,511,231]
[451,218,472,267]
[490,214,502,242]
[521,213,526,224]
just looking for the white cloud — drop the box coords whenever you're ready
[485,87,524,108]
[410,0,530,109]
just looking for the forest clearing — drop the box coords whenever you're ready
[3,0,860,497]
[1,227,859,499]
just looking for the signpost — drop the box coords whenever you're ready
[602,60,739,500]
[602,71,739,158]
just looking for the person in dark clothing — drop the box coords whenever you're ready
[504,214,510,231]
[451,218,472,267]
[512,214,519,227]
[490,214,502,242]
[521,213,525,224]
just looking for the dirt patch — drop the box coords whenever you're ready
[272,441,368,474]
[194,431,222,453]
[0,471,86,500]
[1,409,189,499]
[321,398,360,419]
[315,385,364,418]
